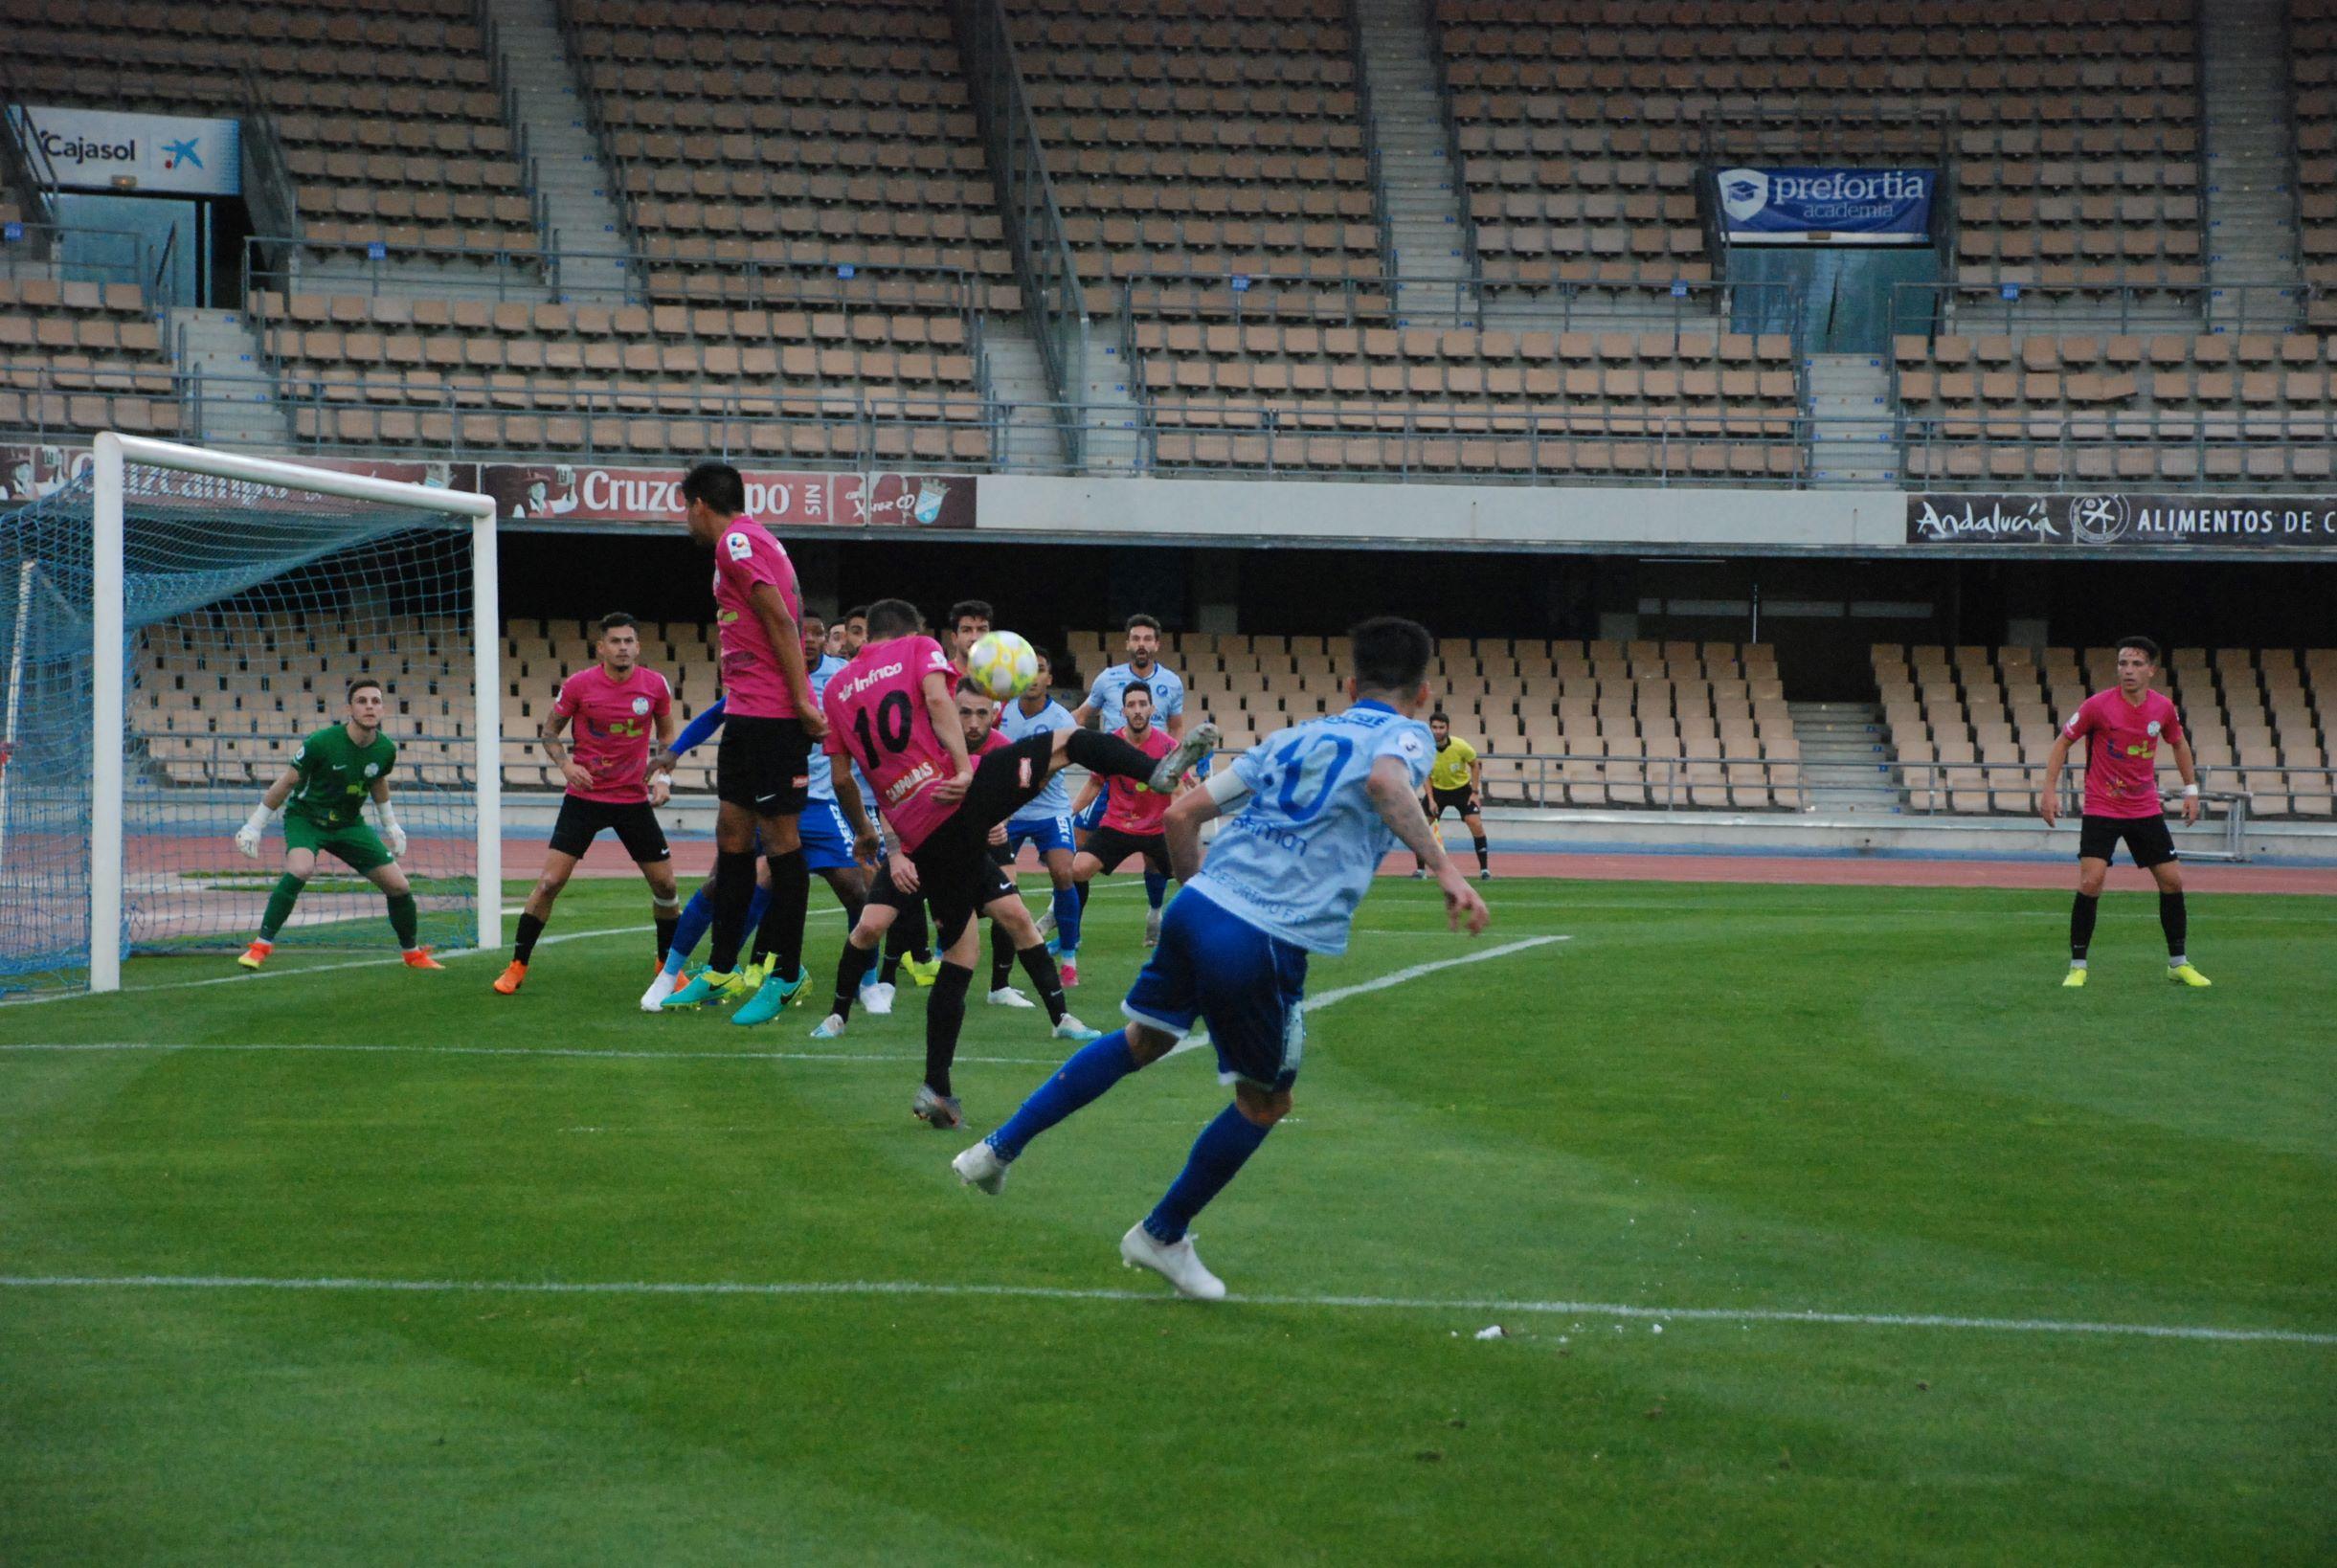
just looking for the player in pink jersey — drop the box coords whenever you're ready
[2039,635,2210,988]
[654,462,829,1025]
[812,599,1220,1129]
[1067,684,1183,902]
[495,614,680,995]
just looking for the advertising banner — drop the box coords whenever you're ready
[1,446,975,530]
[1906,493,2337,549]
[7,105,242,196]
[1714,166,1934,245]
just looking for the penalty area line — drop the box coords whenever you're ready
[0,1272,2324,1346]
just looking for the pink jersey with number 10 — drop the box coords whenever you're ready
[820,634,962,851]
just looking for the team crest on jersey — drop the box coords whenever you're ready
[2146,720,2162,737]
[632,696,651,716]
[363,763,379,777]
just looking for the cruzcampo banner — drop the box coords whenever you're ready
[1715,166,1935,245]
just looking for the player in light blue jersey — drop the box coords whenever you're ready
[640,613,884,1011]
[955,617,1490,1299]
[1070,613,1188,946]
[991,649,1087,989]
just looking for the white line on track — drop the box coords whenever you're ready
[0,1271,2323,1345]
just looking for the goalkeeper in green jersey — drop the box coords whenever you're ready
[233,677,442,971]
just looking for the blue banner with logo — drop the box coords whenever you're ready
[1714,167,1934,246]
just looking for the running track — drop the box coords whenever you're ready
[512,837,2337,896]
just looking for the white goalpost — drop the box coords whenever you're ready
[80,433,501,993]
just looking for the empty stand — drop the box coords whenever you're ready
[0,276,179,438]
[1436,0,2204,295]
[1874,643,2332,817]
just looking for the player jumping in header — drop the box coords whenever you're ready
[812,598,1218,1130]
[2038,635,2210,988]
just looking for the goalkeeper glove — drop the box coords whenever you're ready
[234,800,273,860]
[372,800,408,860]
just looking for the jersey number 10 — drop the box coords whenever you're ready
[850,691,915,773]
[1265,733,1355,823]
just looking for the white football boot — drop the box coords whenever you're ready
[1120,1222,1225,1301]
[952,1139,1010,1196]
[640,969,681,1012]
[860,980,896,1016]
[986,985,1037,1008]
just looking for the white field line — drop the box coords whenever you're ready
[0,1271,2324,1345]
[1162,935,1568,1058]
[0,1042,1063,1066]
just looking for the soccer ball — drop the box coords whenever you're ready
[965,630,1039,700]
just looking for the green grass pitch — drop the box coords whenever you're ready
[4,874,2332,1564]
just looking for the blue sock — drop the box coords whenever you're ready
[744,881,773,939]
[1144,870,1167,909]
[664,885,717,974]
[1053,883,1083,953]
[1144,1104,1271,1243]
[987,1030,1138,1160]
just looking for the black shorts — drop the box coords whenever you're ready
[1430,785,1479,818]
[1081,824,1172,877]
[2078,813,2177,869]
[715,714,813,816]
[548,795,670,862]
[871,835,1018,951]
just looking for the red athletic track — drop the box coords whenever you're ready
[510,837,2337,896]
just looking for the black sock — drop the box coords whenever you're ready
[750,847,811,975]
[2160,890,2188,959]
[1473,835,1489,871]
[1076,881,1091,910]
[990,921,1016,991]
[1065,728,1159,780]
[654,912,678,964]
[832,940,877,1019]
[707,849,758,974]
[2070,891,2100,961]
[925,960,975,1098]
[512,910,546,964]
[1017,943,1068,1024]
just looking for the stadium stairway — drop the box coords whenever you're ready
[488,0,626,302]
[1078,315,1145,471]
[2202,0,2305,325]
[1353,0,1475,325]
[171,307,292,449]
[1802,351,1897,485]
[977,315,1069,470]
[1789,701,1905,814]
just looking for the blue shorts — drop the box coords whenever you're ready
[797,800,859,873]
[1003,812,1076,859]
[1122,886,1309,1092]
[1073,795,1108,833]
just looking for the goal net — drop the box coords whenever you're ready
[0,435,499,995]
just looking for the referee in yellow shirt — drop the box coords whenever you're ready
[1413,709,1492,880]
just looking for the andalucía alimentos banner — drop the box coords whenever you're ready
[1906,493,2337,549]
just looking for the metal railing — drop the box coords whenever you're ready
[1468,750,1809,812]
[1894,757,2329,829]
[1888,279,2304,341]
[1419,0,1482,288]
[1115,268,1796,335]
[0,223,152,289]
[1899,410,2337,487]
[956,0,1090,464]
[0,59,61,232]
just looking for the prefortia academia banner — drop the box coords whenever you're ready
[1906,493,2337,548]
[1714,166,1936,245]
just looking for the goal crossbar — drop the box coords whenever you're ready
[89,433,502,992]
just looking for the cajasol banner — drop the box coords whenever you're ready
[6,104,241,196]
[1713,166,1935,245]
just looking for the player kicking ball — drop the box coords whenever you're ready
[495,614,682,995]
[953,617,1491,1300]
[234,678,439,971]
[810,599,1217,1131]
[2038,635,2210,988]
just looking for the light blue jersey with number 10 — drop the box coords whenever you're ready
[1185,700,1433,956]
